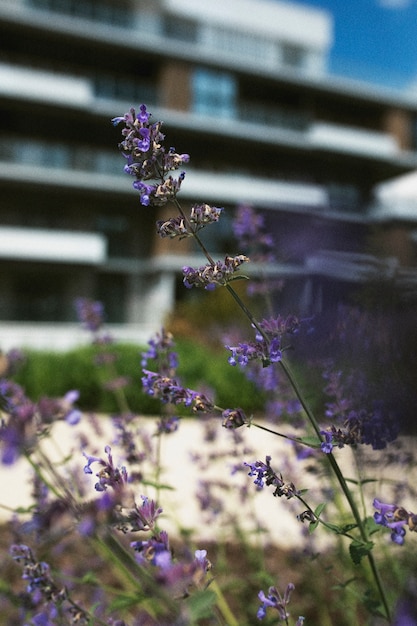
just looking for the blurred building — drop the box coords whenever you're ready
[1,0,417,348]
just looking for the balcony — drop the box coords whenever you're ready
[0,62,92,106]
[0,226,106,264]
[309,122,398,157]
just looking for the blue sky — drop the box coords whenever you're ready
[297,0,417,90]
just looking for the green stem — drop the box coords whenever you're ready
[251,421,320,448]
[172,195,391,621]
[24,451,62,499]
[209,578,239,626]
[279,361,390,620]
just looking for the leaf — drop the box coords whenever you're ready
[295,435,321,447]
[340,523,358,533]
[227,274,250,282]
[314,503,326,518]
[309,520,319,533]
[364,516,382,536]
[187,589,217,619]
[109,593,142,611]
[349,540,374,565]
[324,522,345,533]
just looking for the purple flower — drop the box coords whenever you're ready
[119,495,163,533]
[226,315,299,369]
[256,583,295,621]
[113,105,189,207]
[156,416,180,434]
[141,370,214,414]
[131,530,170,565]
[320,430,334,454]
[83,445,128,492]
[0,380,36,464]
[222,408,246,429]
[183,255,249,290]
[373,498,417,545]
[156,203,223,239]
[141,328,178,376]
[245,456,298,499]
[74,297,104,332]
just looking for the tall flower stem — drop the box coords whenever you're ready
[176,201,391,619]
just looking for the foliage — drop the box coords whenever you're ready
[12,340,263,415]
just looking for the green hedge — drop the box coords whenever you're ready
[12,340,264,416]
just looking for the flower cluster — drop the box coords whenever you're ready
[10,544,89,624]
[83,444,128,492]
[74,297,104,333]
[226,315,299,367]
[131,533,210,596]
[233,204,284,296]
[117,495,163,533]
[0,380,81,465]
[257,581,304,623]
[320,405,399,453]
[112,105,189,206]
[322,363,399,451]
[142,370,215,413]
[233,204,275,263]
[141,328,179,376]
[182,254,249,290]
[373,498,417,546]
[156,203,223,239]
[245,456,299,499]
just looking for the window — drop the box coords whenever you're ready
[192,68,237,119]
[26,0,130,27]
[13,271,66,321]
[281,43,306,70]
[97,273,126,323]
[203,26,276,67]
[96,215,131,258]
[163,16,197,43]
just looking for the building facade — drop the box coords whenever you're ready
[1,0,417,349]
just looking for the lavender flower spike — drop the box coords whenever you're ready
[183,254,249,290]
[112,104,189,207]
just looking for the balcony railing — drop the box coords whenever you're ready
[25,0,130,27]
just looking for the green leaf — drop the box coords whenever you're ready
[314,503,326,518]
[349,539,374,564]
[364,516,382,535]
[80,571,98,584]
[324,522,345,533]
[295,435,321,447]
[340,523,358,533]
[309,520,319,533]
[227,274,250,282]
[187,589,217,620]
[109,593,142,611]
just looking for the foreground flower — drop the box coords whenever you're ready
[157,203,223,239]
[10,544,89,624]
[83,445,128,492]
[183,254,249,290]
[141,328,179,376]
[141,370,215,413]
[257,581,303,623]
[245,456,298,498]
[0,382,81,464]
[373,498,417,545]
[226,315,299,368]
[112,105,189,206]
